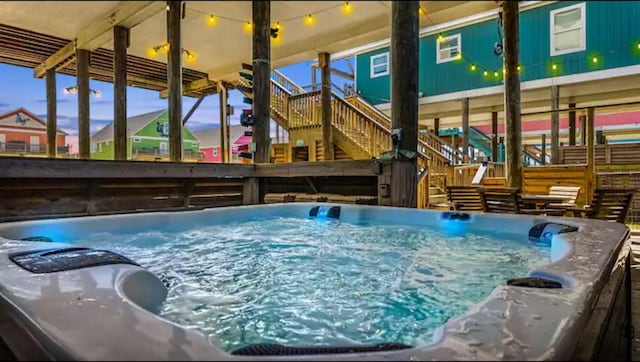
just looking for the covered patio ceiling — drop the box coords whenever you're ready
[0,1,499,95]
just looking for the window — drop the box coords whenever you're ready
[370,52,389,78]
[97,143,102,152]
[550,3,586,56]
[436,34,461,64]
[212,148,218,157]
[191,142,198,148]
[132,137,141,143]
[91,143,96,153]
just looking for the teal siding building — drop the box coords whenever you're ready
[354,1,640,106]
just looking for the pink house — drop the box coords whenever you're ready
[194,125,252,163]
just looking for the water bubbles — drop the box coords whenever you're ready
[67,217,549,352]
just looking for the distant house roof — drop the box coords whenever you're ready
[0,108,67,135]
[90,109,167,142]
[193,125,249,148]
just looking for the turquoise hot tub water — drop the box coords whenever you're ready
[68,214,551,353]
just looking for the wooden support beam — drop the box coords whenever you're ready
[319,52,334,161]
[219,82,230,163]
[491,111,498,161]
[579,114,586,145]
[461,98,469,162]
[159,77,217,99]
[45,69,57,158]
[434,118,440,136]
[550,84,560,164]
[329,67,354,81]
[77,49,90,159]
[34,1,162,78]
[167,0,183,163]
[390,0,419,208]
[87,67,168,89]
[252,0,270,164]
[503,1,522,189]
[113,26,129,161]
[311,67,317,91]
[541,133,546,165]
[586,107,595,193]
[568,102,576,146]
[182,96,204,126]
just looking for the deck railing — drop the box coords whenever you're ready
[0,142,70,155]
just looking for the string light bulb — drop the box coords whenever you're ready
[304,14,315,26]
[637,41,640,50]
[494,71,499,77]
[470,64,476,71]
[207,14,217,27]
[341,2,353,15]
[419,7,426,16]
[483,70,488,76]
[437,33,444,43]
[161,43,169,53]
[243,21,253,34]
[274,22,281,30]
[517,65,521,72]
[591,56,598,63]
[551,63,558,71]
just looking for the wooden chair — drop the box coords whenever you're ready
[569,188,635,223]
[547,186,581,209]
[446,186,483,211]
[478,187,566,216]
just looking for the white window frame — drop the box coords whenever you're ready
[549,2,586,56]
[132,137,141,143]
[370,52,389,78]
[436,34,462,64]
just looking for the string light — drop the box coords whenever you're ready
[341,1,353,15]
[493,71,499,77]
[437,33,445,43]
[591,56,598,63]
[551,63,558,71]
[637,41,640,50]
[483,70,488,77]
[470,64,476,71]
[304,14,315,26]
[419,7,426,16]
[63,86,101,98]
[517,65,521,72]
[207,14,217,27]
[243,21,253,34]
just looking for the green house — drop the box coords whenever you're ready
[90,110,200,160]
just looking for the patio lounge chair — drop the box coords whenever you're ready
[446,186,483,212]
[478,187,566,216]
[547,186,581,209]
[568,188,635,223]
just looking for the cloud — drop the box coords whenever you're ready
[0,102,9,109]
[36,113,112,133]
[33,98,71,104]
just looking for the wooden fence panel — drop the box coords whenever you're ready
[522,165,592,206]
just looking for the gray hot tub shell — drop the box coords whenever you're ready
[0,203,630,361]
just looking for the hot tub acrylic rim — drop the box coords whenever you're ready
[0,203,629,361]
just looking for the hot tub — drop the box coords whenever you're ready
[0,204,629,361]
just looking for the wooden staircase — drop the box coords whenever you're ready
[247,70,437,207]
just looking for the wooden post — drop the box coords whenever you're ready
[46,69,57,158]
[319,52,334,161]
[252,0,270,164]
[390,0,419,207]
[586,107,595,197]
[503,1,522,189]
[434,118,440,137]
[550,84,560,164]
[113,25,129,161]
[167,0,182,162]
[77,49,90,159]
[541,133,546,165]
[218,83,229,163]
[461,98,469,162]
[243,178,260,204]
[311,67,317,91]
[579,114,586,145]
[491,111,498,161]
[568,102,576,146]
